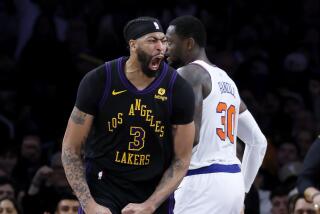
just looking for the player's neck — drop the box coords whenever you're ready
[185,48,209,65]
[125,57,155,90]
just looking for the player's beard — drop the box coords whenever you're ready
[166,50,184,69]
[167,57,183,69]
[137,48,160,78]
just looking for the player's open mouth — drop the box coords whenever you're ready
[149,55,164,71]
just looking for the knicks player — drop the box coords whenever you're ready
[166,16,267,214]
[62,17,195,214]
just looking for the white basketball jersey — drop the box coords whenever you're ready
[186,60,241,169]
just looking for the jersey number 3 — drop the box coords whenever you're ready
[129,126,146,151]
[216,102,236,143]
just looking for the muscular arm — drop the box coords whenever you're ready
[61,107,95,211]
[144,122,195,210]
[177,64,211,146]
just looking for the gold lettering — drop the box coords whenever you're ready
[146,110,152,121]
[160,126,164,137]
[121,152,127,163]
[112,118,117,128]
[127,153,133,165]
[155,121,161,132]
[114,151,150,165]
[118,113,123,124]
[107,121,113,132]
[149,116,155,127]
[145,155,150,165]
[140,105,146,116]
[135,99,141,110]
[134,154,139,165]
[140,155,145,165]
[129,104,135,116]
[115,151,121,162]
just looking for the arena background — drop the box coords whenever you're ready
[0,0,319,213]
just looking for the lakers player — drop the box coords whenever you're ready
[62,17,195,214]
[166,16,267,214]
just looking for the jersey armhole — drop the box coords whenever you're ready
[98,61,112,109]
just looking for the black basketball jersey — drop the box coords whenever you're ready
[75,56,194,182]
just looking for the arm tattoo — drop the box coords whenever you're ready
[152,157,184,207]
[62,141,92,210]
[71,108,87,124]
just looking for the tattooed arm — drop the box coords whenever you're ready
[122,122,195,214]
[62,107,111,214]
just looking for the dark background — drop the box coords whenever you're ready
[0,0,320,213]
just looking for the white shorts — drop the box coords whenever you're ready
[174,164,245,214]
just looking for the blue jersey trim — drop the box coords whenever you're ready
[186,163,241,176]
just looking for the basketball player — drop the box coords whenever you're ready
[165,15,267,214]
[62,17,195,214]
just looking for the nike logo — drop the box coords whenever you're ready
[112,89,127,95]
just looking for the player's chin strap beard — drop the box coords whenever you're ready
[137,50,162,78]
[141,64,161,78]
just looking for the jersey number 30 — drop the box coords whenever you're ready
[216,102,236,144]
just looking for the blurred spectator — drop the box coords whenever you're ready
[0,146,18,177]
[295,130,314,158]
[254,169,275,214]
[297,136,320,209]
[17,12,74,139]
[14,0,67,59]
[23,152,72,214]
[271,187,289,214]
[278,161,303,192]
[11,134,45,191]
[55,194,79,214]
[288,193,318,214]
[0,197,22,214]
[0,177,15,200]
[277,142,300,168]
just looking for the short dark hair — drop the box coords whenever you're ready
[169,15,207,47]
[270,186,289,200]
[0,176,15,188]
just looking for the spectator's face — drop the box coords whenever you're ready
[21,136,41,163]
[293,198,316,214]
[0,185,14,200]
[277,143,298,166]
[0,199,17,214]
[271,196,288,214]
[56,199,79,214]
[0,152,17,175]
[165,25,186,68]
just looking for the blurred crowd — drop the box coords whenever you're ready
[0,0,320,213]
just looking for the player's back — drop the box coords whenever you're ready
[189,60,241,169]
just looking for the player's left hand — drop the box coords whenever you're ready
[121,202,155,214]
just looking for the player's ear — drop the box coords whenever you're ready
[129,39,137,51]
[186,37,195,50]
